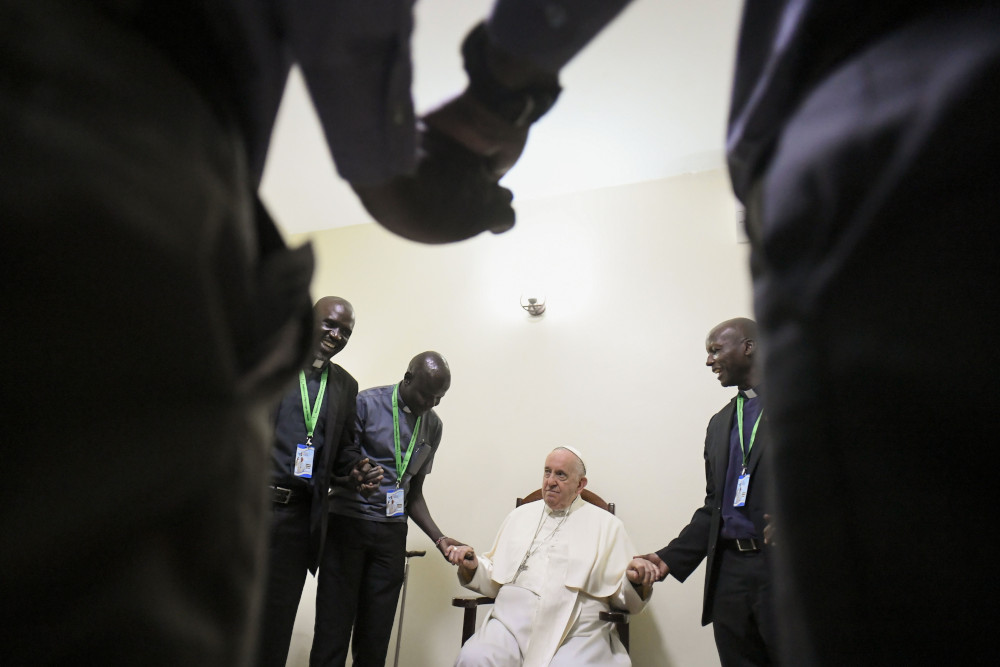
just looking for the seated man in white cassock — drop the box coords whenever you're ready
[446,446,657,666]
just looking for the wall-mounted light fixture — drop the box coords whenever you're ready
[520,293,546,316]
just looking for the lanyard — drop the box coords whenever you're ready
[392,383,422,487]
[736,393,763,471]
[299,367,328,445]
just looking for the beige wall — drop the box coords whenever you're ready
[282,169,752,667]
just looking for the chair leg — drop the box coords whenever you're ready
[462,607,477,645]
[613,621,629,653]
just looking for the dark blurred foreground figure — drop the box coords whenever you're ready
[728,3,1000,664]
[0,0,630,664]
[439,0,1000,664]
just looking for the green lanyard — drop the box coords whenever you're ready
[392,383,422,487]
[736,393,763,472]
[299,367,328,445]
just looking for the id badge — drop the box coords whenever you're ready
[386,488,405,517]
[734,472,749,507]
[294,444,315,478]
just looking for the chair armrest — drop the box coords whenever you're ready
[452,596,496,608]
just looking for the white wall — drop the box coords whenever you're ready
[282,169,752,667]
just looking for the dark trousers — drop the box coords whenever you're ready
[256,503,313,667]
[750,7,1000,665]
[310,515,408,667]
[711,548,778,667]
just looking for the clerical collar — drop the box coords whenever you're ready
[397,392,411,414]
[740,385,761,399]
[545,495,583,517]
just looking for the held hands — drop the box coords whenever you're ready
[437,537,470,563]
[446,543,479,585]
[627,558,659,587]
[445,544,478,571]
[422,92,528,181]
[424,21,561,179]
[351,458,383,498]
[350,129,515,245]
[627,557,658,600]
[349,23,563,245]
[636,552,670,582]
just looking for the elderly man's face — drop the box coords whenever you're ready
[542,449,587,511]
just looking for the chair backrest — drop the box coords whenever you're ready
[515,488,615,515]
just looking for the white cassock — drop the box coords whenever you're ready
[455,495,649,667]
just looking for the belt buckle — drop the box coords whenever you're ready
[272,486,293,504]
[735,538,759,552]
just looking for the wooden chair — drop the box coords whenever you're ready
[451,488,631,651]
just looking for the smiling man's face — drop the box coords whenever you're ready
[705,325,753,390]
[313,297,355,365]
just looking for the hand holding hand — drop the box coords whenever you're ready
[349,22,564,245]
[351,128,515,245]
[447,543,479,585]
[422,92,529,179]
[422,21,561,180]
[637,552,670,581]
[351,458,383,498]
[445,543,478,570]
[436,537,467,562]
[627,557,658,600]
[627,557,659,587]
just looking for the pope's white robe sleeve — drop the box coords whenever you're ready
[463,553,502,598]
[609,576,648,614]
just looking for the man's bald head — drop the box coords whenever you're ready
[399,351,451,416]
[406,351,449,377]
[314,296,352,316]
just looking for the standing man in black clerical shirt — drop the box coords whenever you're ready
[256,297,381,667]
[640,318,776,666]
[311,351,465,667]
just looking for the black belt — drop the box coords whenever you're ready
[270,485,310,505]
[721,537,761,553]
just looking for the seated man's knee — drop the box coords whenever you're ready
[456,637,494,666]
[455,627,518,667]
